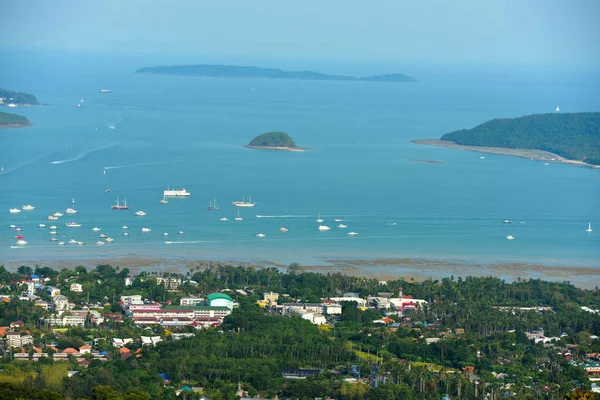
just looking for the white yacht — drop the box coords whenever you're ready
[164,188,191,197]
[48,216,59,221]
[160,194,168,204]
[233,196,256,207]
[15,227,22,231]
[235,210,243,221]
[9,208,21,214]
[92,227,101,232]
[38,224,46,228]
[22,205,35,211]
[66,222,82,228]
[105,237,114,243]
[50,237,58,241]
[58,242,65,246]
[49,231,58,235]
[586,223,593,232]
[135,210,147,216]
[480,156,485,160]
[54,212,64,217]
[279,227,288,233]
[9,224,16,229]
[68,239,78,244]
[77,241,85,246]
[178,231,185,235]
[318,225,331,231]
[163,232,169,236]
[334,218,342,222]
[220,217,228,221]
[338,224,347,228]
[122,225,129,229]
[49,225,57,230]
[141,227,151,233]
[256,233,266,238]
[65,208,77,214]
[99,234,108,238]
[347,232,359,236]
[123,232,129,236]
[316,214,323,223]
[96,241,105,246]
[556,106,560,112]
[16,240,28,245]
[506,235,515,240]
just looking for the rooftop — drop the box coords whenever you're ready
[207,293,233,302]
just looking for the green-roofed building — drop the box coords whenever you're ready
[207,292,234,309]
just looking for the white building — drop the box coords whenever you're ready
[180,297,204,306]
[53,295,71,312]
[70,283,83,292]
[6,332,34,348]
[124,277,133,286]
[156,277,182,290]
[26,281,36,297]
[330,297,367,307]
[48,287,61,297]
[207,293,234,309]
[47,314,86,327]
[324,304,342,315]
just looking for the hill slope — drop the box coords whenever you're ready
[0,88,39,105]
[441,112,600,165]
[248,131,297,148]
[0,111,31,128]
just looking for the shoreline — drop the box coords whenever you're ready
[3,255,599,289]
[0,123,32,130]
[244,145,310,152]
[413,139,600,169]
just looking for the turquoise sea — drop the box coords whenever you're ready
[1,52,599,274]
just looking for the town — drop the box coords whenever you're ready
[1,264,600,399]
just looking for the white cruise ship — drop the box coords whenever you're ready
[164,188,191,197]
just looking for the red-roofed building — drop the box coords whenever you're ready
[62,348,79,354]
[10,320,25,329]
[79,345,91,354]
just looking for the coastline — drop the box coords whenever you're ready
[3,255,600,289]
[413,139,600,169]
[244,145,310,152]
[0,123,32,130]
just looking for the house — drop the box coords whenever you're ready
[79,345,91,354]
[30,274,40,282]
[34,300,51,310]
[70,283,83,292]
[48,287,61,297]
[324,304,342,315]
[10,320,25,329]
[26,281,36,297]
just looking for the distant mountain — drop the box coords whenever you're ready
[0,88,39,106]
[135,64,417,83]
[0,111,31,128]
[248,131,297,148]
[441,112,600,165]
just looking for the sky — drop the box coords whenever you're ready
[1,0,599,68]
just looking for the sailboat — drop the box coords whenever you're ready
[112,197,129,210]
[556,106,560,112]
[586,223,593,232]
[235,210,243,221]
[316,213,324,223]
[160,194,168,204]
[207,198,219,211]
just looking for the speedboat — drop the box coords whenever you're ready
[22,205,35,211]
[49,226,57,230]
[54,212,64,217]
[96,241,105,246]
[9,224,16,229]
[38,224,46,228]
[141,227,151,233]
[163,232,169,236]
[279,227,288,233]
[506,235,515,240]
[220,217,228,221]
[48,216,59,221]
[58,242,65,246]
[15,235,24,239]
[15,227,22,231]
[256,233,266,238]
[503,220,512,224]
[9,208,21,214]
[105,237,114,243]
[65,208,77,214]
[317,218,324,223]
[338,224,347,228]
[160,194,168,204]
[16,240,27,245]
[50,237,57,241]
[66,222,82,228]
[178,231,185,235]
[347,232,359,236]
[123,232,129,236]
[68,239,78,244]
[586,223,593,233]
[77,241,85,246]
[318,225,331,231]
[99,234,107,238]
[334,219,342,222]
[49,231,57,235]
[135,210,147,216]
[92,227,101,231]
[122,225,129,229]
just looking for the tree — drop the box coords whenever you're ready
[18,265,33,276]
[92,385,120,400]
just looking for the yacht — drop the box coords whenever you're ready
[256,233,266,238]
[65,208,77,214]
[233,196,256,207]
[586,223,593,232]
[48,216,59,221]
[15,227,22,231]
[92,227,101,231]
[318,225,331,231]
[16,240,27,245]
[480,156,485,160]
[279,227,288,233]
[506,235,515,240]
[99,234,108,238]
[141,227,151,233]
[66,222,82,228]
[77,241,85,246]
[163,232,169,236]
[334,218,343,222]
[348,232,359,236]
[503,220,512,224]
[15,234,24,239]
[112,197,129,210]
[160,194,168,204]
[68,239,78,244]
[123,232,129,236]
[22,205,35,211]
[38,224,46,228]
[58,242,65,246]
[105,237,114,243]
[316,213,324,223]
[9,224,16,229]
[135,210,147,216]
[207,198,219,211]
[122,225,129,229]
[99,89,112,93]
[49,225,57,230]
[235,210,243,221]
[49,231,57,235]
[9,208,21,214]
[50,237,58,241]
[164,188,191,197]
[178,231,185,235]
[96,241,105,246]
[556,106,560,112]
[338,224,347,228]
[54,212,64,217]
[220,217,228,221]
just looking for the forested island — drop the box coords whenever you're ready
[416,112,600,167]
[136,64,418,83]
[246,131,308,151]
[0,111,31,129]
[0,88,39,106]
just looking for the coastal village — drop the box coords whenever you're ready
[2,264,600,398]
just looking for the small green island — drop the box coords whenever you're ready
[245,131,308,152]
[414,112,600,167]
[0,111,31,129]
[136,64,418,83]
[0,88,39,106]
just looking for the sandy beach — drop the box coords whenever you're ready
[244,145,310,152]
[413,139,600,169]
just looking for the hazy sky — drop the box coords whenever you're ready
[1,0,599,67]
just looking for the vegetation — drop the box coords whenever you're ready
[0,88,39,105]
[135,64,418,82]
[441,112,600,165]
[0,111,31,127]
[247,131,297,148]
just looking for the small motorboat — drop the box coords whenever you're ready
[279,227,288,233]
[9,208,21,214]
[9,224,16,229]
[66,222,82,228]
[506,235,515,240]
[15,235,24,239]
[122,225,129,229]
[220,217,228,221]
[48,216,59,221]
[49,225,57,230]
[92,227,101,231]
[38,224,46,228]
[15,227,22,231]
[49,231,57,235]
[334,218,342,222]
[77,241,85,246]
[141,227,151,233]
[54,212,64,217]
[338,224,347,228]
[123,232,129,236]
[22,205,35,211]
[58,242,65,246]
[99,234,107,238]
[318,225,331,231]
[178,231,185,235]
[16,240,27,245]
[347,232,359,236]
[65,208,77,214]
[105,237,114,243]
[163,232,169,236]
[68,239,78,244]
[256,233,266,238]
[96,241,105,246]
[503,220,512,224]
[135,210,147,216]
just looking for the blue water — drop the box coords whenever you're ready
[1,52,599,270]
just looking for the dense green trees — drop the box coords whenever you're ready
[0,88,39,105]
[0,111,31,127]
[441,112,600,165]
[248,131,297,148]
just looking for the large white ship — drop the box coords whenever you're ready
[232,196,256,207]
[164,188,191,197]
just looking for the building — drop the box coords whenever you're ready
[263,292,279,304]
[26,281,36,297]
[180,297,204,306]
[48,287,61,297]
[70,283,83,292]
[34,300,50,310]
[130,305,232,327]
[324,304,342,315]
[124,277,133,286]
[330,297,367,307]
[53,295,70,312]
[6,331,33,348]
[156,277,182,291]
[207,293,234,309]
[46,314,87,327]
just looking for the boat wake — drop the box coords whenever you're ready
[165,240,205,245]
[51,142,118,165]
[256,215,310,218]
[104,159,186,170]
[1,155,48,176]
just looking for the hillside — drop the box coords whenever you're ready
[441,112,600,165]
[0,111,31,128]
[0,88,39,105]
[247,131,297,149]
[135,64,418,83]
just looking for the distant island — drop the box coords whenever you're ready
[0,88,39,107]
[0,111,31,129]
[414,112,600,168]
[245,131,308,152]
[135,64,418,83]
